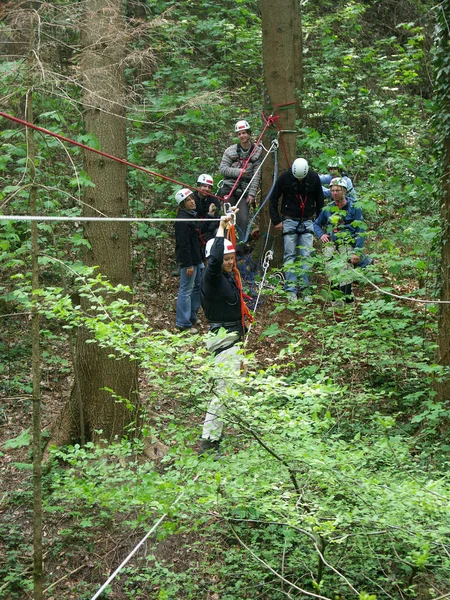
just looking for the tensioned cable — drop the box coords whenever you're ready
[89,471,202,600]
[0,215,222,223]
[0,111,222,202]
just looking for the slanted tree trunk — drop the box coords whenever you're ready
[260,0,303,263]
[63,0,139,444]
[435,0,450,405]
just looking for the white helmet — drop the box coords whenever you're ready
[175,188,193,205]
[330,177,348,189]
[292,158,309,180]
[205,238,235,258]
[197,173,214,186]
[235,120,251,133]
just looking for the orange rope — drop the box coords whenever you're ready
[227,225,254,331]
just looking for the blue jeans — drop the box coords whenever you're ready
[176,264,204,328]
[282,219,314,293]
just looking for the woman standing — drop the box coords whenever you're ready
[174,188,204,332]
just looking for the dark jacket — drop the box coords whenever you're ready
[193,191,221,246]
[201,237,243,336]
[174,208,203,268]
[313,199,366,250]
[269,168,324,225]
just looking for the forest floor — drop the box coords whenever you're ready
[0,247,370,599]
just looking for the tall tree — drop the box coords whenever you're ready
[435,0,450,403]
[259,0,303,259]
[58,0,139,444]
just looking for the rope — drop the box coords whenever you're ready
[0,111,221,203]
[243,245,274,348]
[89,472,202,600]
[0,215,222,223]
[227,223,254,331]
[241,138,279,244]
[356,269,450,304]
[224,114,279,203]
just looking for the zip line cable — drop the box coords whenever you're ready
[0,215,222,223]
[89,471,202,600]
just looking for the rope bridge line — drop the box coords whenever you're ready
[0,111,223,202]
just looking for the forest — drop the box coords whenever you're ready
[1,0,450,599]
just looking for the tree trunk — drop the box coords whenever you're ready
[436,136,450,402]
[435,0,450,404]
[260,0,302,264]
[69,0,139,443]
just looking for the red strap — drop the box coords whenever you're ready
[227,226,254,329]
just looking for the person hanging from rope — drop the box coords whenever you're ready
[219,120,262,255]
[198,208,249,457]
[174,188,204,333]
[269,157,324,303]
[320,156,356,201]
[313,177,372,305]
[193,173,221,247]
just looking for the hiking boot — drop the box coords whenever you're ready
[177,326,199,334]
[199,438,221,460]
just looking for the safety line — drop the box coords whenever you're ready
[90,471,202,600]
[0,111,222,202]
[224,113,279,202]
[0,215,222,223]
[356,269,450,304]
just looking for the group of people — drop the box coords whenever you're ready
[269,156,370,304]
[172,119,371,456]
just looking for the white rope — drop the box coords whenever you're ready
[232,140,277,210]
[90,472,201,600]
[356,269,450,304]
[0,215,222,223]
[243,243,274,349]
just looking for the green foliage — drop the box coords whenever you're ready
[1,0,449,599]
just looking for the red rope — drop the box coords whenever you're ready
[0,111,222,202]
[227,224,254,330]
[224,113,279,202]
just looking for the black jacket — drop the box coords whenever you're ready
[201,237,243,335]
[269,168,324,225]
[174,209,203,268]
[193,191,221,245]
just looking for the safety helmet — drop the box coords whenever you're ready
[291,158,309,180]
[205,238,235,258]
[197,173,214,186]
[330,177,348,189]
[175,188,193,205]
[327,156,344,170]
[235,120,251,133]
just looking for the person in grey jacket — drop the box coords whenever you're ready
[219,119,262,252]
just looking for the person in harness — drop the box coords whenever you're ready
[313,177,371,303]
[199,209,244,456]
[174,188,204,332]
[219,120,262,254]
[269,157,324,302]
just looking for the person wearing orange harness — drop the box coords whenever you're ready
[199,210,244,456]
[269,158,324,302]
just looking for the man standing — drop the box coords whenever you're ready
[174,188,203,332]
[194,173,221,246]
[313,177,369,302]
[269,157,324,301]
[199,209,244,456]
[219,120,262,252]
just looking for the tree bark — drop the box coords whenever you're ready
[260,0,302,264]
[435,0,450,404]
[69,0,139,443]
